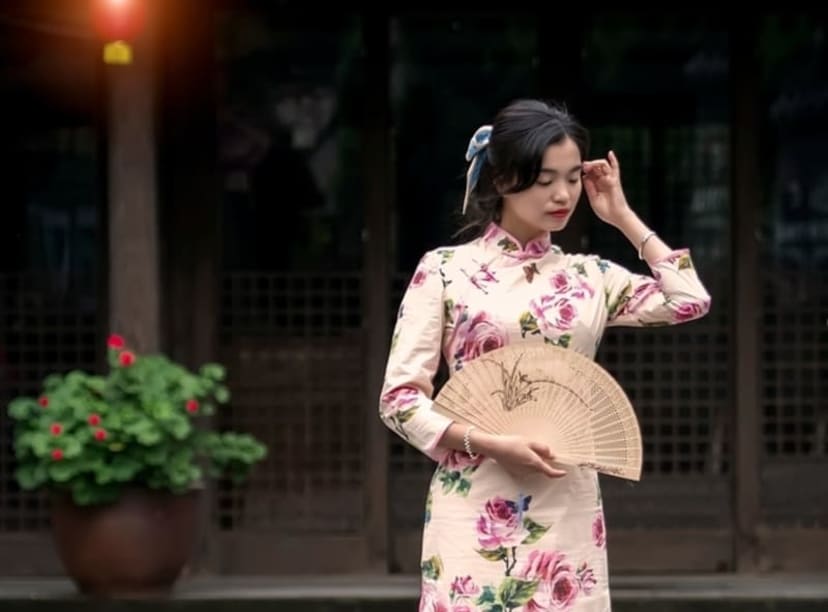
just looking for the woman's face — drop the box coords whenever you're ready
[500,136,583,238]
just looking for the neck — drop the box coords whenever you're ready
[498,215,547,248]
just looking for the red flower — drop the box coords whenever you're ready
[88,414,102,427]
[38,396,49,408]
[119,351,135,367]
[50,423,63,436]
[94,428,108,441]
[107,334,126,350]
[51,449,64,461]
[185,399,199,414]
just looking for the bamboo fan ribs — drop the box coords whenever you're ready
[433,344,642,481]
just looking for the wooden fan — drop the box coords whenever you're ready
[433,344,642,481]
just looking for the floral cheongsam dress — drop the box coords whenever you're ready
[379,222,711,612]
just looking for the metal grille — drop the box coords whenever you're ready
[760,270,828,526]
[216,273,365,532]
[596,277,731,528]
[0,273,100,532]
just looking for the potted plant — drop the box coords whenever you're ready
[7,333,267,596]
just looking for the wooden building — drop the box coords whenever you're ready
[0,0,826,576]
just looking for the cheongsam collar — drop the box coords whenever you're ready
[481,222,561,261]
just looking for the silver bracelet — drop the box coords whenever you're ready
[638,230,656,260]
[463,425,479,459]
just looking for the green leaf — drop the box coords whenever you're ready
[519,312,540,338]
[420,555,442,581]
[477,547,507,562]
[15,464,48,490]
[477,586,497,605]
[111,456,142,482]
[8,398,36,420]
[498,578,539,608]
[214,386,230,404]
[49,461,78,483]
[607,281,632,319]
[397,407,417,424]
[521,517,550,545]
[167,415,192,440]
[200,364,226,381]
[456,478,472,496]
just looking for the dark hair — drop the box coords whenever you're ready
[457,99,590,239]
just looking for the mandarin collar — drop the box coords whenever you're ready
[480,222,561,261]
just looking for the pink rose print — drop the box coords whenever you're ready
[577,562,597,595]
[380,386,418,417]
[410,267,428,288]
[451,606,474,612]
[551,569,581,609]
[675,300,709,322]
[524,572,579,612]
[419,581,449,612]
[476,496,530,550]
[530,295,578,332]
[452,311,507,368]
[518,550,569,582]
[442,450,484,471]
[616,280,660,318]
[519,549,596,610]
[450,576,480,599]
[550,270,595,299]
[592,511,606,548]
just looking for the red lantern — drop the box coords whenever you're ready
[91,0,146,42]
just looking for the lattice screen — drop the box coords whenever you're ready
[217,273,364,532]
[596,284,731,528]
[0,274,100,532]
[760,271,828,526]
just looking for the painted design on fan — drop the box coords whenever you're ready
[436,450,484,497]
[475,495,549,576]
[482,353,557,413]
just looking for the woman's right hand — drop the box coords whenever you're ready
[486,434,567,480]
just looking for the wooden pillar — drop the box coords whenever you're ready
[105,6,161,353]
[730,17,762,572]
[362,13,391,573]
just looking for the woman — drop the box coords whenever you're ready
[379,99,711,611]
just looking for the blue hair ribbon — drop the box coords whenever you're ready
[462,124,492,215]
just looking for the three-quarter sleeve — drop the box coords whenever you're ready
[602,249,712,328]
[379,250,453,462]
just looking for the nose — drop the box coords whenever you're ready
[551,183,569,203]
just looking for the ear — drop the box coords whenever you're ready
[493,173,515,195]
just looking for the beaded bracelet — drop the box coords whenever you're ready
[463,425,479,460]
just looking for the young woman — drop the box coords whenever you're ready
[379,99,711,611]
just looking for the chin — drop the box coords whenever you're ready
[540,216,570,232]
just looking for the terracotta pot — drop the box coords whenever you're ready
[50,488,200,597]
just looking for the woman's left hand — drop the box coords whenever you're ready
[583,150,632,227]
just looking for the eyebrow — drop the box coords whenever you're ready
[539,165,582,175]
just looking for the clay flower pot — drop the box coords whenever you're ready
[50,488,200,596]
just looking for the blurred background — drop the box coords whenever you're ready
[0,0,826,580]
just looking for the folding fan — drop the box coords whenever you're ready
[433,344,642,481]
